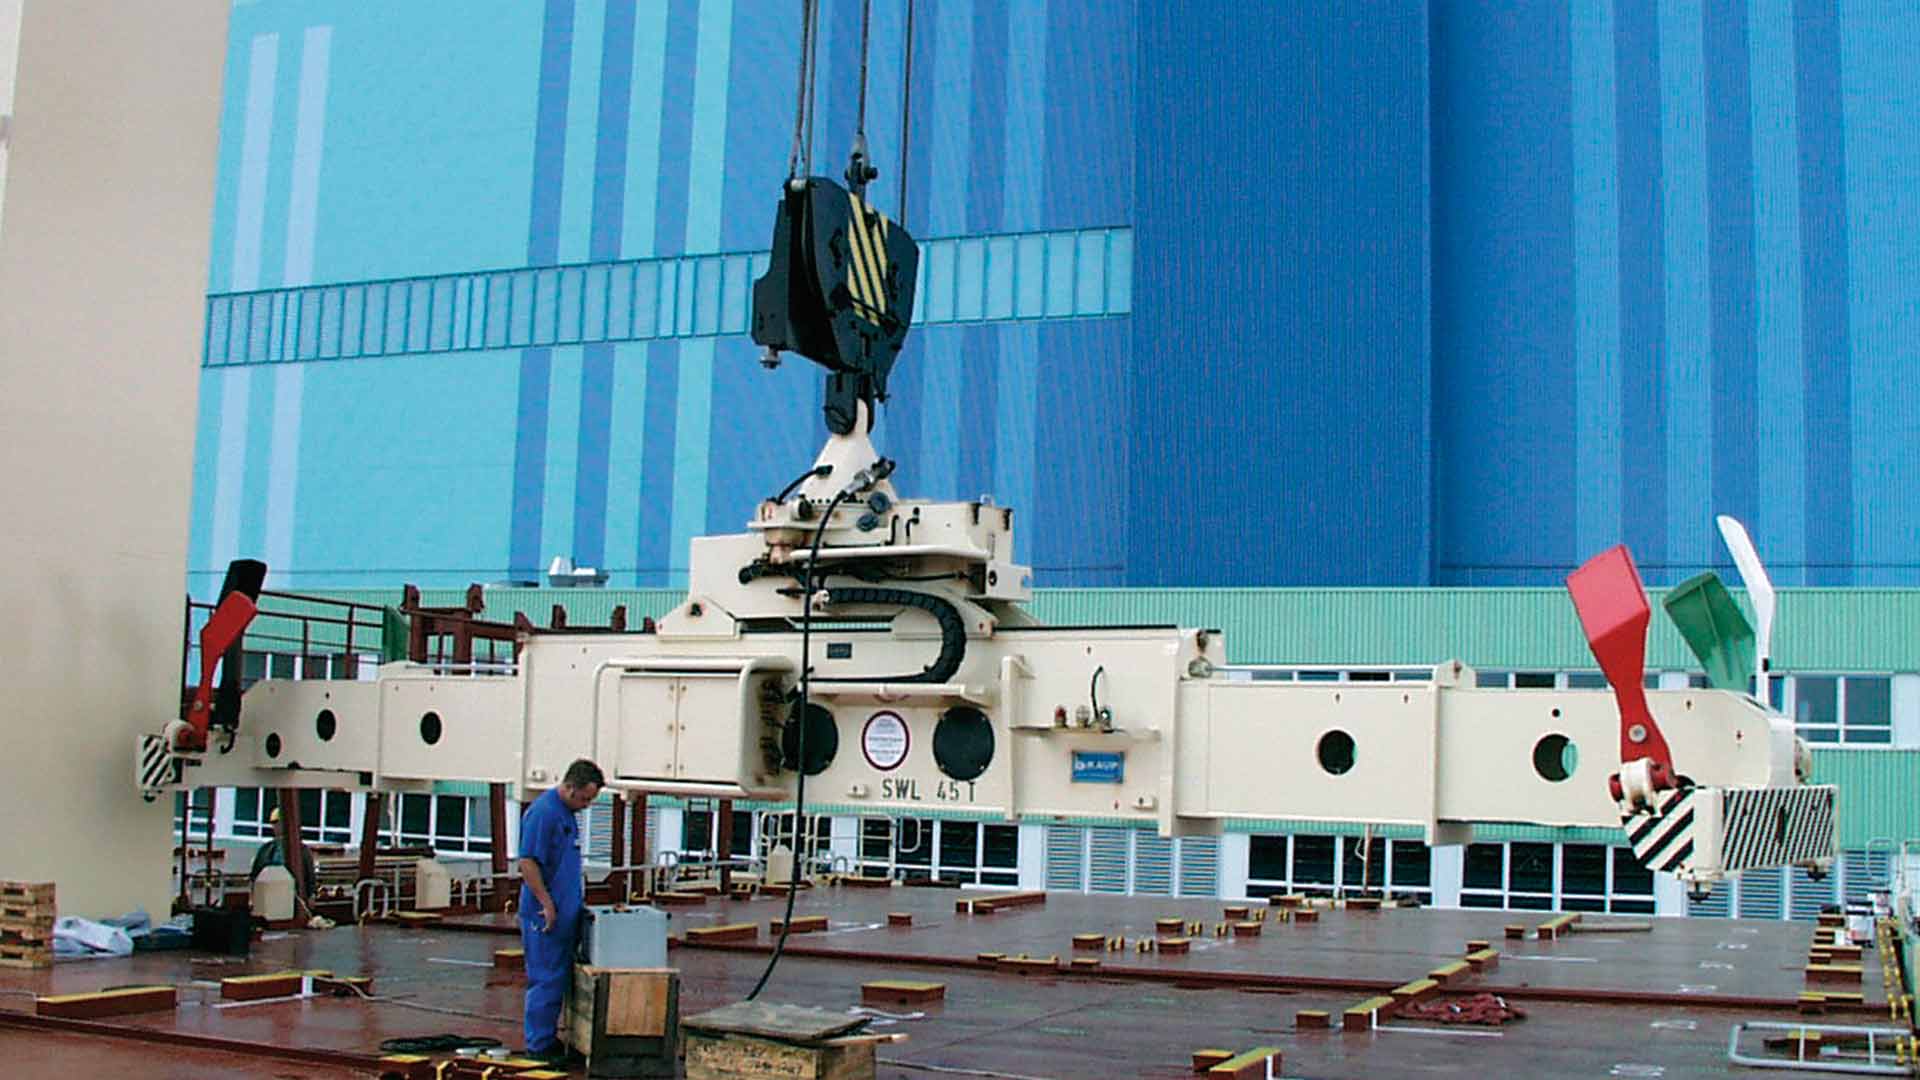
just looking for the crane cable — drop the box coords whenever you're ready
[786,0,820,181]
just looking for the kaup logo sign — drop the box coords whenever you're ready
[1071,751,1125,784]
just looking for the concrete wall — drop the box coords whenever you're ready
[0,1,228,917]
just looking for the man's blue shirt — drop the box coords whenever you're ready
[517,788,582,922]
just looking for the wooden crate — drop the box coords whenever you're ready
[684,1032,875,1080]
[567,966,679,1078]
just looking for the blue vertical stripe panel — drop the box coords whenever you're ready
[717,3,800,252]
[1434,7,1564,586]
[683,0,734,250]
[230,34,278,294]
[635,340,681,584]
[1032,318,1128,585]
[919,327,963,501]
[1703,0,1759,567]
[1042,2,1131,228]
[966,0,1008,234]
[257,26,304,295]
[1000,0,1045,232]
[1612,1,1667,577]
[668,340,716,585]
[509,0,577,577]
[651,0,701,259]
[860,0,908,221]
[209,369,252,572]
[927,0,974,237]
[1659,0,1714,578]
[883,334,926,489]
[188,370,228,574]
[994,323,1037,567]
[1793,0,1854,586]
[556,0,608,266]
[957,324,997,504]
[1839,2,1920,585]
[622,2,670,259]
[603,343,650,583]
[1748,0,1808,586]
[541,348,586,562]
[237,364,280,559]
[1572,0,1622,563]
[206,24,261,293]
[572,0,638,570]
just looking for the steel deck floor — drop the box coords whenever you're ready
[0,891,1893,1078]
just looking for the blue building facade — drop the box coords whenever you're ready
[188,1,1920,593]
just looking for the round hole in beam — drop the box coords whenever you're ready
[420,711,443,746]
[1316,730,1355,776]
[316,709,336,742]
[264,733,282,759]
[1532,733,1578,782]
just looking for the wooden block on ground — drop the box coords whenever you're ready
[1191,1049,1232,1072]
[220,972,304,1001]
[1071,957,1101,970]
[996,954,1059,975]
[1813,944,1863,962]
[1073,933,1106,950]
[770,914,829,935]
[972,891,1046,914]
[955,898,973,914]
[686,922,758,944]
[862,980,945,1005]
[37,985,177,1019]
[1504,923,1526,939]
[1345,897,1381,912]
[1223,905,1251,920]
[887,912,912,927]
[1820,990,1865,1006]
[684,1031,874,1080]
[1391,978,1439,1005]
[1271,894,1305,909]
[1806,963,1863,985]
[1208,1047,1282,1079]
[1157,917,1187,934]
[1428,960,1470,985]
[392,910,442,925]
[1466,947,1500,969]
[1294,909,1318,923]
[1296,1009,1331,1030]
[1817,913,1846,928]
[1537,913,1579,940]
[1343,996,1394,1032]
[1232,921,1262,938]
[654,891,709,907]
[494,947,525,968]
[1157,937,1191,955]
[1466,939,1490,953]
[1797,991,1828,1015]
[975,952,1004,963]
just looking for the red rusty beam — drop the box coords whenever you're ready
[716,799,734,895]
[358,792,385,885]
[277,788,310,907]
[0,1007,390,1072]
[487,783,510,913]
[631,794,649,897]
[610,795,628,903]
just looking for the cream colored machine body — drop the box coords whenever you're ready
[139,423,1834,893]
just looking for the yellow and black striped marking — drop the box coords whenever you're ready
[844,192,892,324]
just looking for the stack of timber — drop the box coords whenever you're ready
[0,881,55,969]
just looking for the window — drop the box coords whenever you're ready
[298,789,354,845]
[1782,674,1894,745]
[173,789,214,835]
[855,818,1014,885]
[1463,841,1653,913]
[387,793,492,854]
[231,788,275,839]
[1243,834,1429,903]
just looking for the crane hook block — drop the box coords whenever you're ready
[750,176,920,435]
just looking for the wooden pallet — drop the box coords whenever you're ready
[0,882,55,905]
[0,943,51,969]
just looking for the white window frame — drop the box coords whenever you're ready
[1244,834,1432,903]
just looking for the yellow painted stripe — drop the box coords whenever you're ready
[844,192,886,318]
[867,209,891,289]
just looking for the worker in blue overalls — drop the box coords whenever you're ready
[517,758,605,1061]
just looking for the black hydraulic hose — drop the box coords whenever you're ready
[746,484,857,1001]
[771,464,831,504]
[820,586,966,684]
[898,0,915,217]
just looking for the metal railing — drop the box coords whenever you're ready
[202,225,1133,367]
